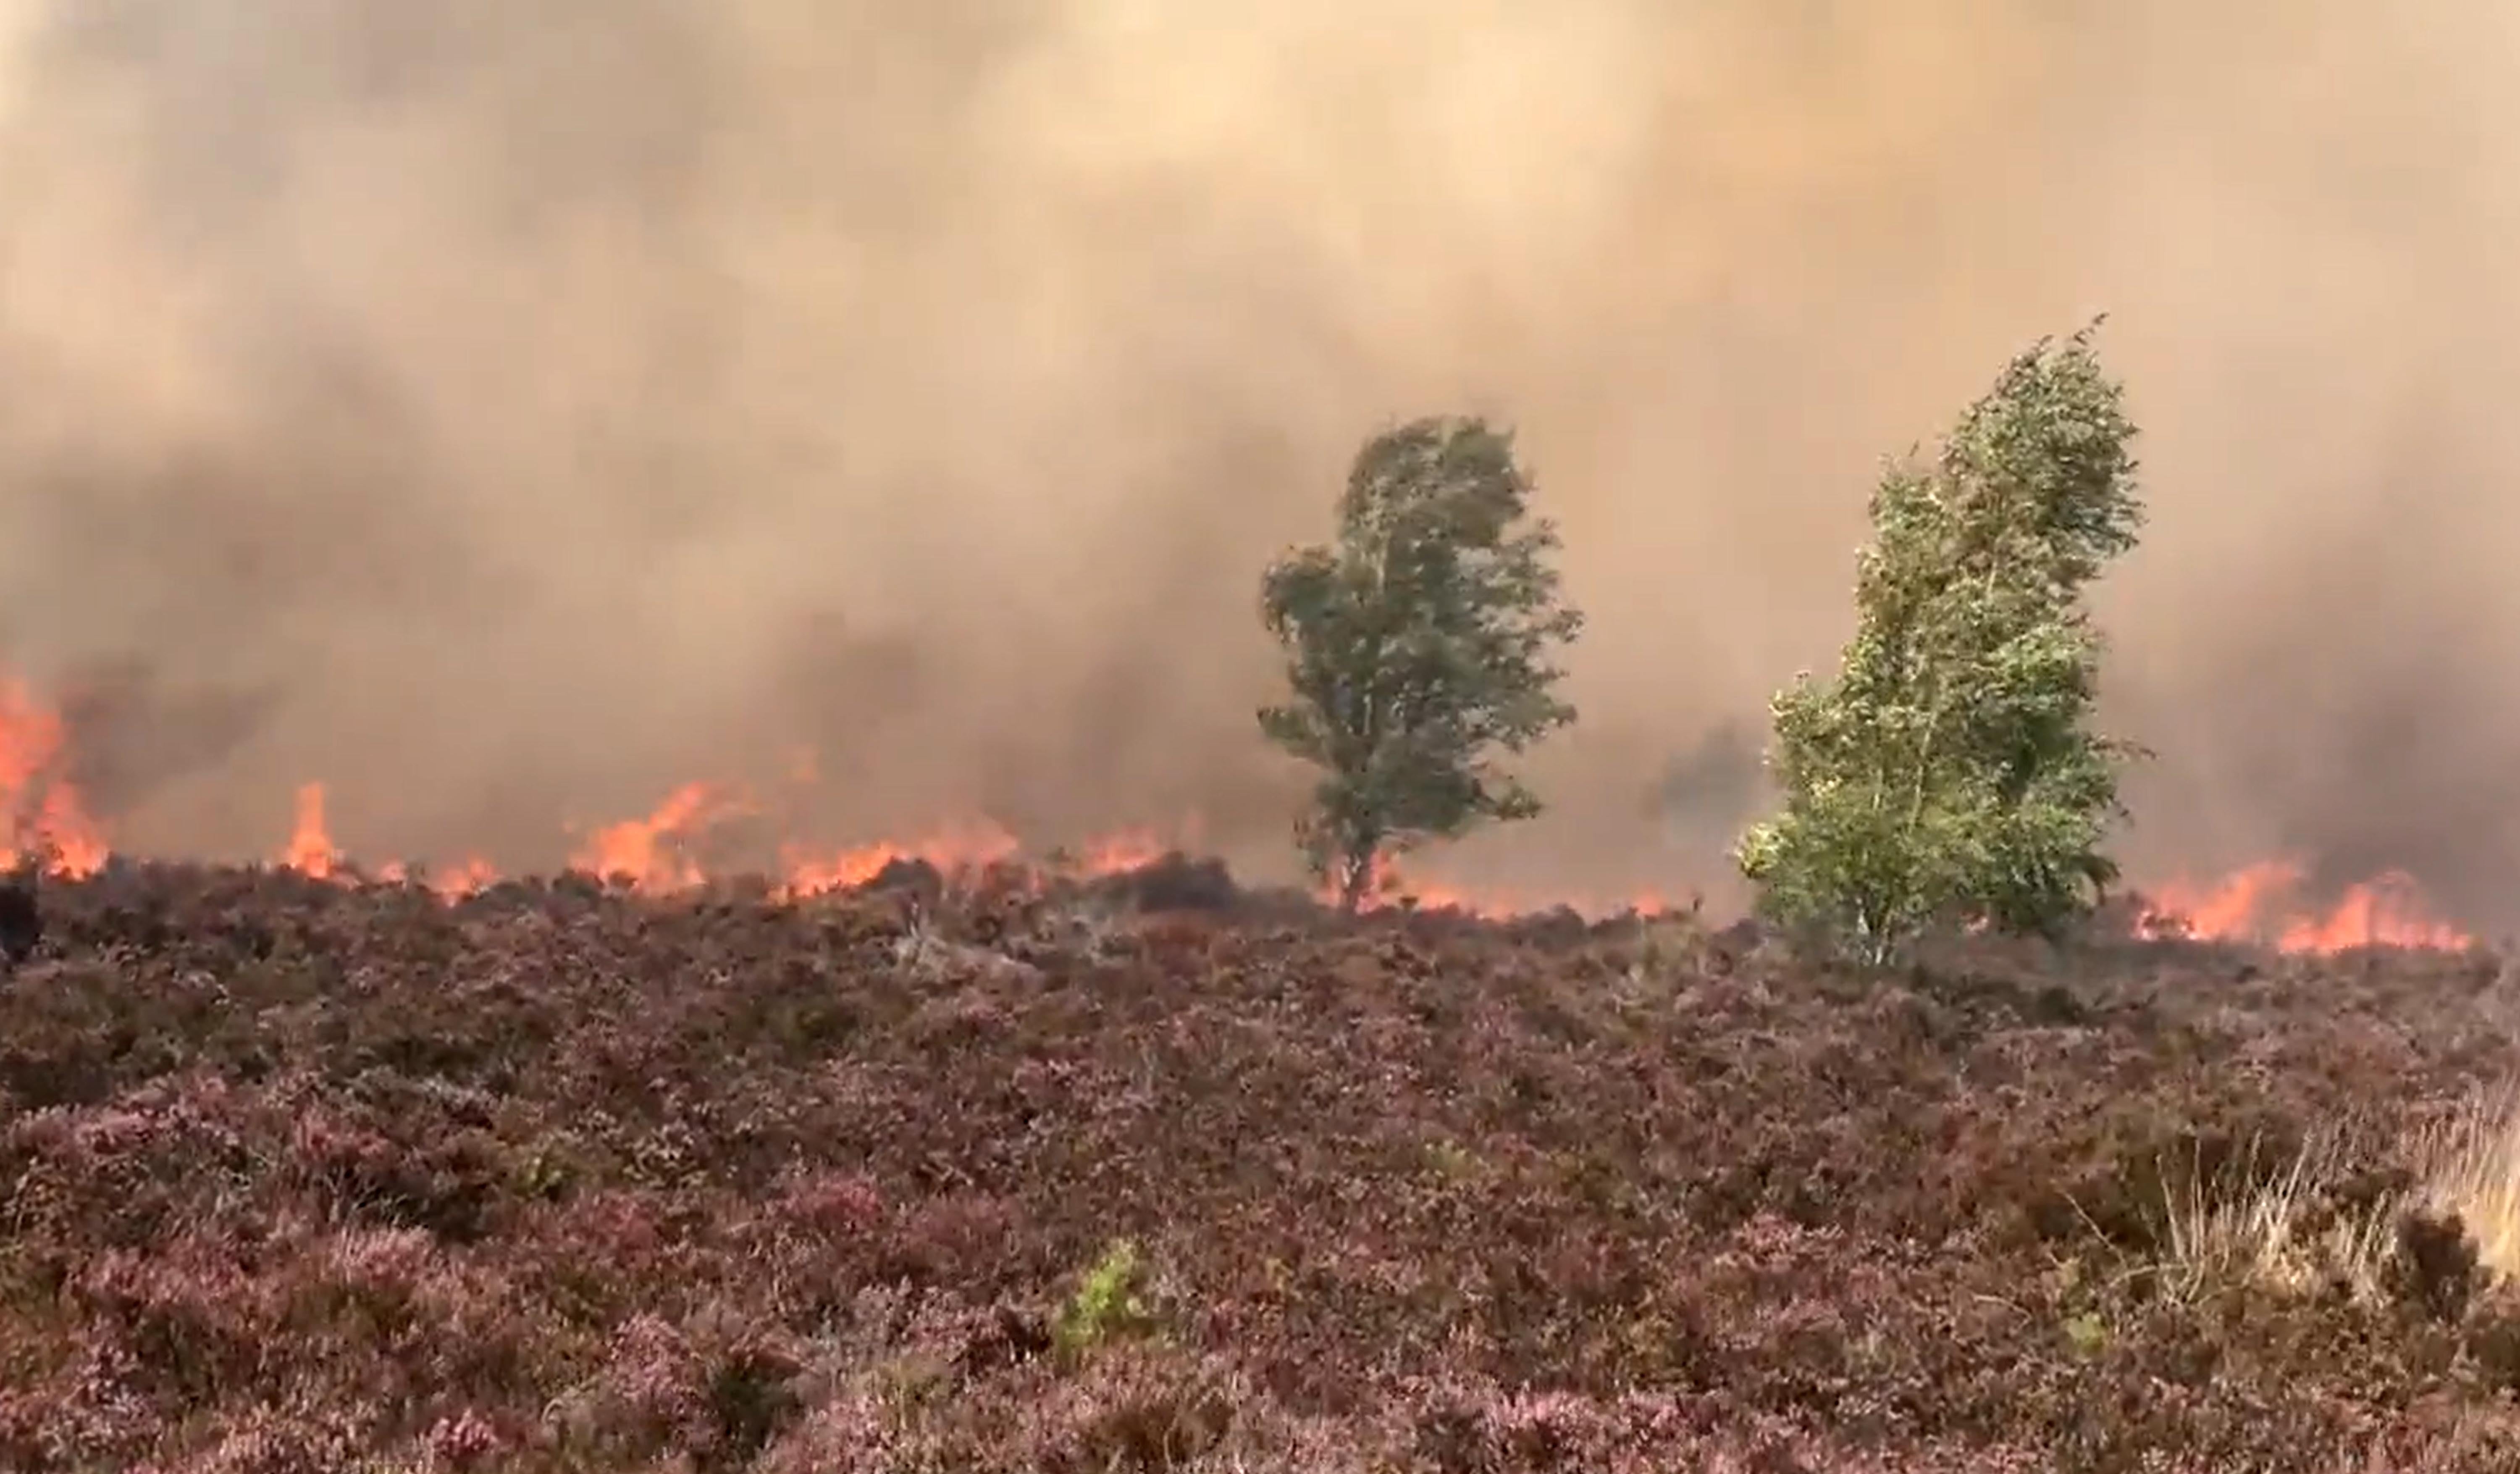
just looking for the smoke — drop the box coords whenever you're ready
[0,0,2512,914]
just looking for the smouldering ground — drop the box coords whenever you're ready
[5,861,2520,1471]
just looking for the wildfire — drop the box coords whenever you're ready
[777,818,1024,898]
[1337,851,1682,922]
[283,783,337,879]
[571,786,1192,901]
[278,781,497,899]
[569,781,752,892]
[2141,861,2473,952]
[374,856,501,901]
[0,675,2486,949]
[0,680,107,875]
[1073,827,1176,877]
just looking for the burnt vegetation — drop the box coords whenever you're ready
[2,860,2519,1471]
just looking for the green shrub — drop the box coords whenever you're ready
[1738,320,2147,962]
[1054,1238,1157,1361]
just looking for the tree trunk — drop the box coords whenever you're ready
[1336,848,1378,914]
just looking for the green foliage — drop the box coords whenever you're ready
[1259,415,1584,911]
[1737,319,2147,962]
[1053,1238,1155,1361]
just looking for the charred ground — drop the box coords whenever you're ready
[4,860,2520,1471]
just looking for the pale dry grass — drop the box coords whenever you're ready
[2151,1132,2401,1305]
[2143,1071,2520,1301]
[2414,1082,2520,1282]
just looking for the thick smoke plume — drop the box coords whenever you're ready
[0,1,2513,917]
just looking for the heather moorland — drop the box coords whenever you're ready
[4,859,2520,1472]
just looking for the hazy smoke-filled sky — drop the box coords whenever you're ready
[0,0,2514,918]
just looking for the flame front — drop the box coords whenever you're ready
[0,671,2486,943]
[2143,861,2473,952]
[0,681,106,875]
[375,855,501,900]
[1332,851,1681,922]
[569,782,749,892]
[778,819,1025,898]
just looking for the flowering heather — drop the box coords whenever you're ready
[2,862,2519,1469]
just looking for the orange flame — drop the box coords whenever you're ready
[778,818,1026,898]
[2143,861,2472,952]
[2,667,2463,945]
[375,855,501,900]
[1335,851,1681,921]
[569,781,751,892]
[283,781,497,897]
[431,857,502,898]
[282,782,337,878]
[1068,827,1173,877]
[0,681,107,875]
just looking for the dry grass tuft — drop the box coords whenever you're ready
[2416,1083,2520,1282]
[2150,1132,2402,1305]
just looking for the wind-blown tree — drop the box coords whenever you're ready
[1736,319,2147,962]
[1260,415,1583,912]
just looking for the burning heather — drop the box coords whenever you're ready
[2141,863,2477,953]
[0,680,107,878]
[0,674,2479,950]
